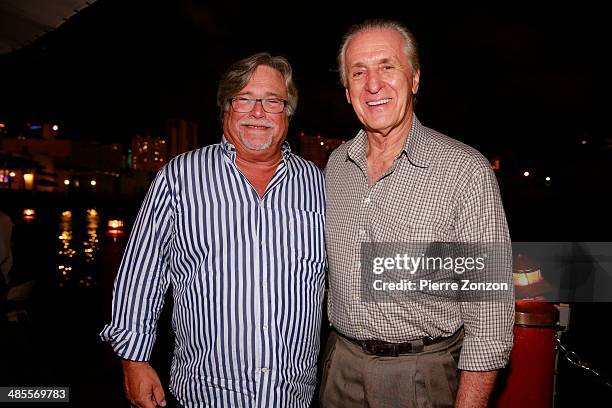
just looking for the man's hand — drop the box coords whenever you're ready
[121,360,167,408]
[455,370,498,408]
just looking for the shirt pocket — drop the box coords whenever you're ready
[400,221,449,242]
[371,210,450,243]
[288,209,326,265]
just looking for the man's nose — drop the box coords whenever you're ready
[366,71,383,94]
[249,100,266,118]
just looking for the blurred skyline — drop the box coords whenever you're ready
[1,1,611,161]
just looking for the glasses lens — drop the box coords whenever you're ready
[231,98,254,113]
[262,99,285,113]
[231,98,286,113]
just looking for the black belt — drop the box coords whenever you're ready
[335,329,455,357]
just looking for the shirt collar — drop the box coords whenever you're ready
[345,115,431,168]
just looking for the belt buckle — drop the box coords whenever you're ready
[388,344,400,357]
[364,342,401,357]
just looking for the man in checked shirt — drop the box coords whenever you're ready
[321,20,514,407]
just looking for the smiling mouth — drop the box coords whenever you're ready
[366,98,391,107]
[244,124,271,129]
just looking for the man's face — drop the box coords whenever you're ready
[223,65,289,154]
[344,29,420,135]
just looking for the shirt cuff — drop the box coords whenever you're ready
[458,335,513,371]
[99,324,157,361]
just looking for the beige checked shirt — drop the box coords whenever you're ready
[325,116,514,371]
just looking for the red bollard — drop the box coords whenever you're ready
[495,301,559,408]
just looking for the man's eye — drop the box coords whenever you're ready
[237,97,251,102]
[383,65,394,70]
[352,71,364,78]
[266,99,281,105]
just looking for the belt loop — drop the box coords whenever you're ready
[410,339,424,353]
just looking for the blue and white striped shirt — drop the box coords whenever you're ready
[100,137,326,407]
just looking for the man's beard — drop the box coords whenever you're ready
[238,119,275,150]
[240,133,272,150]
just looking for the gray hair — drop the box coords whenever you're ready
[337,19,420,88]
[217,52,298,120]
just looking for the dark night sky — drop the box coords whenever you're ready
[1,1,611,162]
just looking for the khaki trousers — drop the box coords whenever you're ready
[320,329,463,408]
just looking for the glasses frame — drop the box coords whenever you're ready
[229,97,288,114]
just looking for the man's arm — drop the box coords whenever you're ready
[454,157,514,405]
[122,360,166,408]
[99,168,175,402]
[455,370,498,408]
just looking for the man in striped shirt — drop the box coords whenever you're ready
[101,53,326,407]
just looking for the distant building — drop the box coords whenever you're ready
[1,137,122,172]
[0,119,200,195]
[166,118,199,159]
[130,135,167,172]
[0,153,39,190]
[0,123,123,193]
[298,133,345,169]
[129,119,199,171]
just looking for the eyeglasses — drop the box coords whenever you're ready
[230,97,288,114]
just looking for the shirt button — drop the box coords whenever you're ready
[261,240,266,247]
[259,201,264,208]
[353,295,359,301]
[263,325,268,330]
[262,281,267,288]
[356,261,361,269]
[359,229,366,237]
[364,197,371,204]
[261,367,269,373]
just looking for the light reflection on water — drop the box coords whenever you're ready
[57,210,74,287]
[56,208,100,288]
[82,208,99,287]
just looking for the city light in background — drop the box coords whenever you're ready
[23,173,34,189]
[106,219,126,240]
[22,208,36,221]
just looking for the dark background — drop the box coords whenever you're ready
[1,1,612,406]
[1,2,611,154]
[3,0,610,240]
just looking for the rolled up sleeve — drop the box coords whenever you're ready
[458,301,515,370]
[100,167,174,361]
[455,159,514,371]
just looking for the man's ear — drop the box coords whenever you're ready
[345,88,352,105]
[221,110,230,131]
[412,69,421,95]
